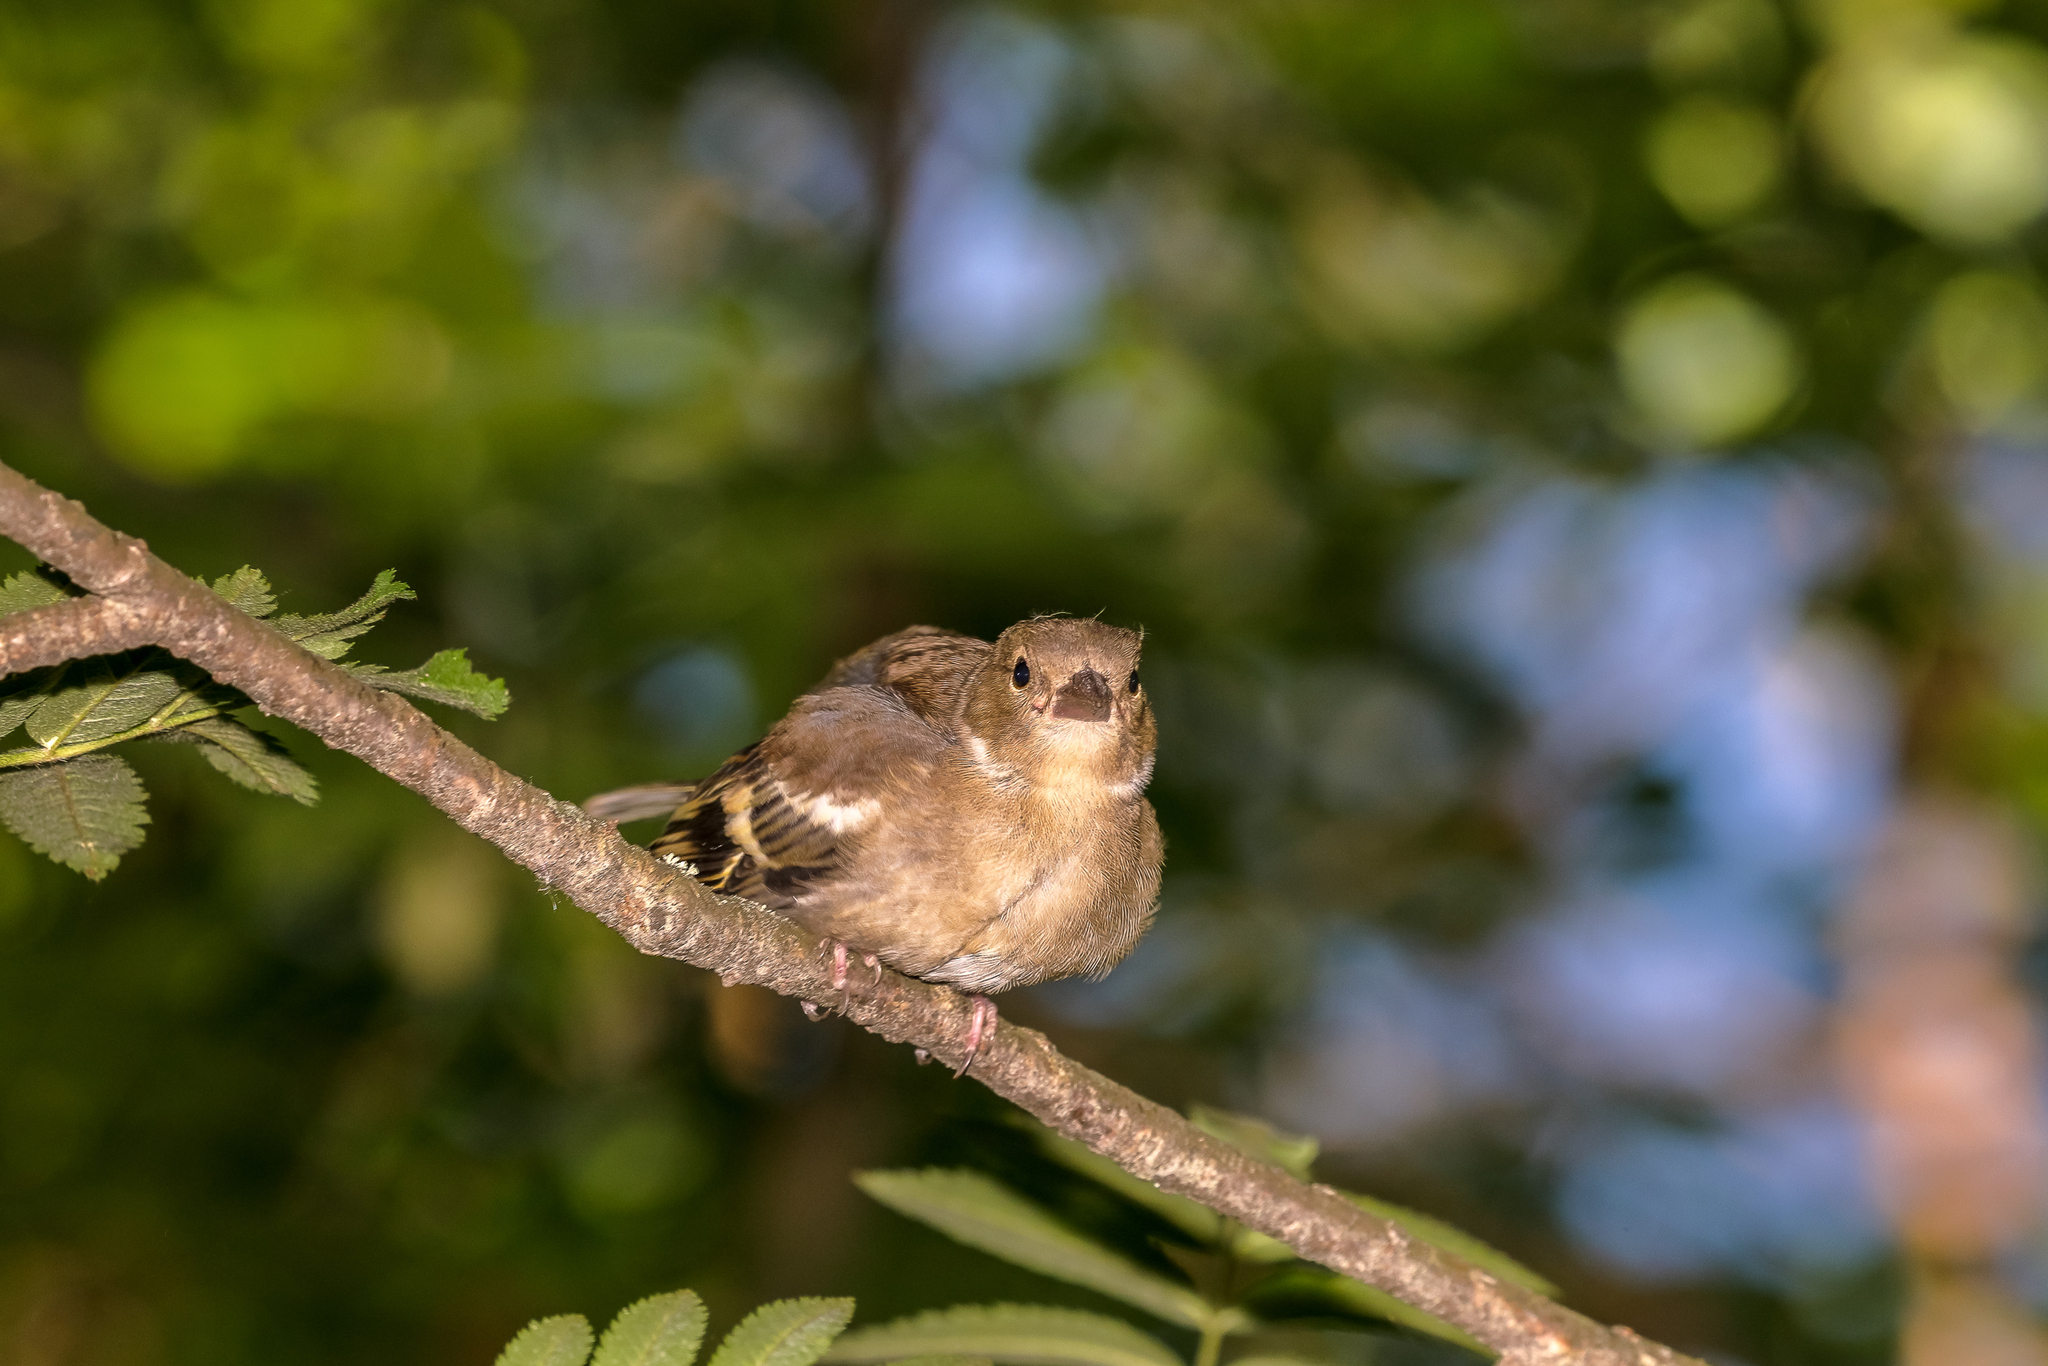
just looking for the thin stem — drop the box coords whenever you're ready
[0,704,229,768]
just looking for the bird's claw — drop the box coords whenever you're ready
[818,939,884,1016]
[953,994,997,1078]
[800,1000,826,1022]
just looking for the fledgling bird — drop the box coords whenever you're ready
[585,618,1163,1073]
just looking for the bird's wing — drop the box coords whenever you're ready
[649,686,943,909]
[813,625,990,727]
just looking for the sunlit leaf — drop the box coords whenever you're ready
[210,565,277,617]
[273,568,415,660]
[1018,1118,1223,1244]
[705,1299,853,1366]
[1263,1269,1486,1356]
[823,1306,1180,1366]
[1337,1192,1556,1298]
[1188,1108,1319,1182]
[855,1170,1224,1331]
[594,1291,709,1366]
[348,647,509,718]
[0,753,149,879]
[497,1315,597,1366]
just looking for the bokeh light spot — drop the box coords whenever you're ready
[1617,275,1800,448]
[1812,31,2048,245]
[88,291,452,481]
[1645,96,1783,226]
[1925,270,2048,425]
[563,1105,709,1217]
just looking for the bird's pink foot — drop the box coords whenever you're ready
[954,994,997,1078]
[818,939,883,1015]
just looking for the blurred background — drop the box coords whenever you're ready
[7,0,2048,1361]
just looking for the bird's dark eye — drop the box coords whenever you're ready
[1012,657,1030,688]
[1128,670,1140,694]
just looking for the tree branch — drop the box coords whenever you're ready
[0,461,1704,1366]
[0,592,160,674]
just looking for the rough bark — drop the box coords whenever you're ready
[0,460,1704,1366]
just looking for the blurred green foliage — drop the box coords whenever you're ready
[12,0,2048,1362]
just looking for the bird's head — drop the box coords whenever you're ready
[962,617,1155,796]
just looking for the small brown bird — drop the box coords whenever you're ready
[586,618,1163,1072]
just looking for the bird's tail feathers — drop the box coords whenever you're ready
[583,781,696,824]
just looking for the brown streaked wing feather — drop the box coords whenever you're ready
[649,688,945,908]
[583,781,698,824]
[648,745,767,896]
[813,625,990,726]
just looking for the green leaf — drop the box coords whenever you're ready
[348,647,509,718]
[823,1307,1180,1366]
[23,653,184,749]
[272,569,415,660]
[856,1170,1225,1331]
[210,566,277,618]
[0,566,74,615]
[1261,1269,1486,1357]
[594,1291,709,1366]
[179,715,319,805]
[1337,1191,1556,1299]
[0,753,149,879]
[0,667,58,741]
[497,1315,597,1366]
[1188,1109,1318,1182]
[883,1358,993,1366]
[1017,1118,1223,1244]
[705,1299,853,1366]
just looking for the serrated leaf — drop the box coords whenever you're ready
[855,1171,1225,1331]
[273,569,415,660]
[1024,1121,1290,1263]
[0,667,58,741]
[348,647,509,718]
[210,566,277,618]
[180,715,319,805]
[1019,1118,1224,1244]
[1264,1269,1486,1357]
[823,1307,1180,1366]
[1337,1191,1556,1299]
[0,566,74,615]
[1189,1109,1319,1183]
[23,654,184,749]
[0,753,148,879]
[705,1298,853,1366]
[595,1291,708,1366]
[497,1315,597,1366]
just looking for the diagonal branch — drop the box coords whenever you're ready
[0,592,161,674]
[0,460,1705,1366]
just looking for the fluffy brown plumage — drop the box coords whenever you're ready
[588,619,1162,1041]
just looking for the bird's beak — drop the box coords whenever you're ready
[1051,667,1113,723]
